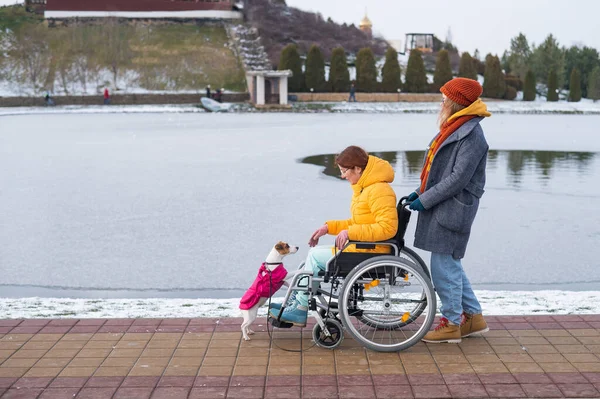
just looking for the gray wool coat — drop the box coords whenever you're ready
[413,117,489,259]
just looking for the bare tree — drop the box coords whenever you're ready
[98,18,134,87]
[6,24,51,92]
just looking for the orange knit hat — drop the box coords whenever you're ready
[440,78,482,106]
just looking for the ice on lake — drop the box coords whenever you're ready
[1,112,599,299]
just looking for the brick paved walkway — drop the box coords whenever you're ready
[1,315,600,398]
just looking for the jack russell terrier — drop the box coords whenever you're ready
[239,241,299,341]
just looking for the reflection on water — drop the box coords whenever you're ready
[300,150,598,192]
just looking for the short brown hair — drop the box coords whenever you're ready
[336,146,369,170]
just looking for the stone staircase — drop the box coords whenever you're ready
[225,23,272,71]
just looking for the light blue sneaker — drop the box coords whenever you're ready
[269,294,299,312]
[269,305,308,327]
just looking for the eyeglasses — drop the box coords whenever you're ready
[339,167,350,176]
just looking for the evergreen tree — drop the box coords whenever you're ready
[473,48,485,75]
[588,66,600,102]
[507,33,531,81]
[355,47,377,92]
[458,52,477,80]
[404,49,428,93]
[329,47,350,93]
[278,44,304,92]
[483,54,506,99]
[432,49,453,91]
[547,69,559,101]
[530,34,565,87]
[564,45,600,97]
[523,70,536,101]
[304,44,325,92]
[381,47,401,92]
[501,50,511,74]
[568,68,582,102]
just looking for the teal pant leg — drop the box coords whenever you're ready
[296,246,333,307]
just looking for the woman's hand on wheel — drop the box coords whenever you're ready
[335,230,349,250]
[309,224,328,247]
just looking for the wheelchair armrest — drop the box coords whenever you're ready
[345,239,399,255]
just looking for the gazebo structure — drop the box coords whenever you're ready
[404,33,435,54]
[246,70,293,108]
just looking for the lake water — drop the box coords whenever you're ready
[1,113,599,299]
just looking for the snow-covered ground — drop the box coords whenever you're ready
[2,290,600,318]
[1,98,599,117]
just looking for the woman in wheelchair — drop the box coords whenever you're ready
[269,145,398,326]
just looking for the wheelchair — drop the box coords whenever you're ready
[269,197,437,352]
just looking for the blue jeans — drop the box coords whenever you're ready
[296,246,332,307]
[430,252,482,325]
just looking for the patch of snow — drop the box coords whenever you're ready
[1,290,599,318]
[0,104,206,117]
[2,99,599,117]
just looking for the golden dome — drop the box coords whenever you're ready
[360,14,372,28]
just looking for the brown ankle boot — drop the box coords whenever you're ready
[460,313,489,338]
[422,317,461,343]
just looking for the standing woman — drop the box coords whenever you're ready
[408,78,491,343]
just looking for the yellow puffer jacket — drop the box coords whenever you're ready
[326,155,398,253]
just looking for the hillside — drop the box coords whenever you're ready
[0,5,247,96]
[244,0,389,66]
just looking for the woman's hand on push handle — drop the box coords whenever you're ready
[309,225,328,247]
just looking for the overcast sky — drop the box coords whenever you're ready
[285,0,599,56]
[2,0,598,56]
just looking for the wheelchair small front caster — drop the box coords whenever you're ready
[312,319,344,349]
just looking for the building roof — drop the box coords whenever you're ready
[246,70,293,78]
[45,0,232,12]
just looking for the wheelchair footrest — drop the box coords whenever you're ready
[269,317,294,329]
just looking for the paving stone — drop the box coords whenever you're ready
[224,386,264,398]
[301,385,337,398]
[84,376,124,388]
[76,387,118,399]
[447,383,488,398]
[557,383,600,397]
[520,383,563,398]
[483,383,526,397]
[411,384,451,398]
[38,387,80,398]
[0,388,45,398]
[188,386,227,399]
[113,387,154,399]
[149,387,191,399]
[263,385,301,399]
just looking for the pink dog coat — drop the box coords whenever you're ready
[239,263,288,310]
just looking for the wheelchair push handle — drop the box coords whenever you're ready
[400,196,413,209]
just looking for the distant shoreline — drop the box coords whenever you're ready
[1,102,600,116]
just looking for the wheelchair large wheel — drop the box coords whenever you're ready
[357,248,429,329]
[338,256,436,352]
